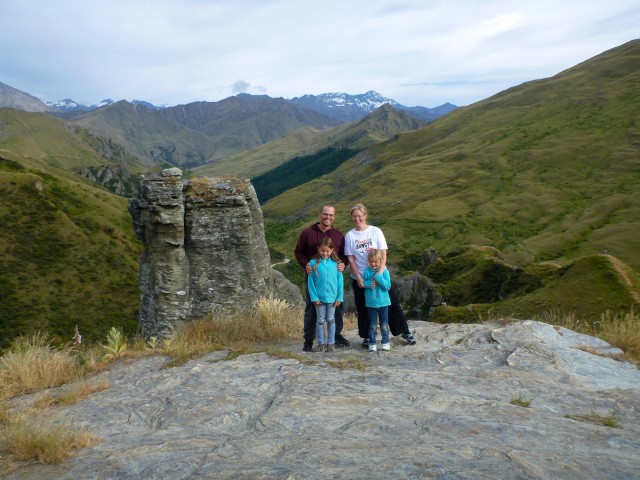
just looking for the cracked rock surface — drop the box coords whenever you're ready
[6,320,640,479]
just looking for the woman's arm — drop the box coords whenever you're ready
[379,248,388,273]
[374,269,391,291]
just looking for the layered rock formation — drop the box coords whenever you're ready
[128,168,302,337]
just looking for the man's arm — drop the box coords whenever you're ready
[294,230,310,268]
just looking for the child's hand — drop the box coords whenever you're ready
[314,301,321,306]
[335,301,341,307]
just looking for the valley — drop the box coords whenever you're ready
[0,40,639,347]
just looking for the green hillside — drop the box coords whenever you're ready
[0,109,144,172]
[193,104,426,178]
[73,95,341,168]
[72,101,218,168]
[262,40,640,275]
[420,246,640,322]
[0,111,143,348]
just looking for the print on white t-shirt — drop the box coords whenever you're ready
[345,226,387,279]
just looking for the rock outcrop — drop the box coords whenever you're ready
[128,169,302,337]
[5,320,640,479]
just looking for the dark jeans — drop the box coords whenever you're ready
[352,279,409,338]
[304,277,343,342]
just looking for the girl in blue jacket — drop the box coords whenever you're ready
[308,238,344,352]
[362,249,391,352]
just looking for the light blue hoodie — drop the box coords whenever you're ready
[308,258,344,303]
[362,267,391,308]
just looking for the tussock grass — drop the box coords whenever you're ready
[0,413,97,465]
[164,297,304,365]
[33,381,110,409]
[0,334,80,399]
[564,410,620,428]
[510,392,532,408]
[541,308,640,363]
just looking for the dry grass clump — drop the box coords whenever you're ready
[0,412,97,465]
[164,297,304,364]
[541,308,640,363]
[342,312,358,331]
[564,410,620,428]
[0,333,80,399]
[510,392,532,408]
[598,309,640,362]
[33,381,110,409]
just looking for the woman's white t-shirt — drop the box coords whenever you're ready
[344,225,388,279]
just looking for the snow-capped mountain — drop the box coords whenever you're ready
[289,91,400,122]
[45,98,115,112]
[46,98,92,112]
[46,98,165,113]
[288,90,456,122]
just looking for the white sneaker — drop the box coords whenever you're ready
[368,344,377,352]
[381,343,390,351]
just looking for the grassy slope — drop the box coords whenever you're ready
[193,105,425,178]
[0,111,143,348]
[426,245,640,322]
[262,40,640,274]
[72,101,218,168]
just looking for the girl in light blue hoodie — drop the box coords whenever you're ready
[308,238,344,352]
[362,249,391,352]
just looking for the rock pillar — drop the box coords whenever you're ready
[128,169,302,337]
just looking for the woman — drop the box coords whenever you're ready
[344,203,417,348]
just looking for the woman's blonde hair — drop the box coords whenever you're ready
[350,203,367,216]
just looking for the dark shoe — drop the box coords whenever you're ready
[361,338,369,349]
[402,332,417,346]
[335,334,350,347]
[303,341,313,352]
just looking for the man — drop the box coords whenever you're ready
[294,205,351,351]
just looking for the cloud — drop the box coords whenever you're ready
[232,80,250,94]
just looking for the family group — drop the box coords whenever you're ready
[294,203,417,352]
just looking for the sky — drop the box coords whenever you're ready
[1,0,639,108]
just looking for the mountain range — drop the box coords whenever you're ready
[0,81,455,123]
[0,82,453,168]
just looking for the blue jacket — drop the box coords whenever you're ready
[362,267,391,308]
[308,258,344,303]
